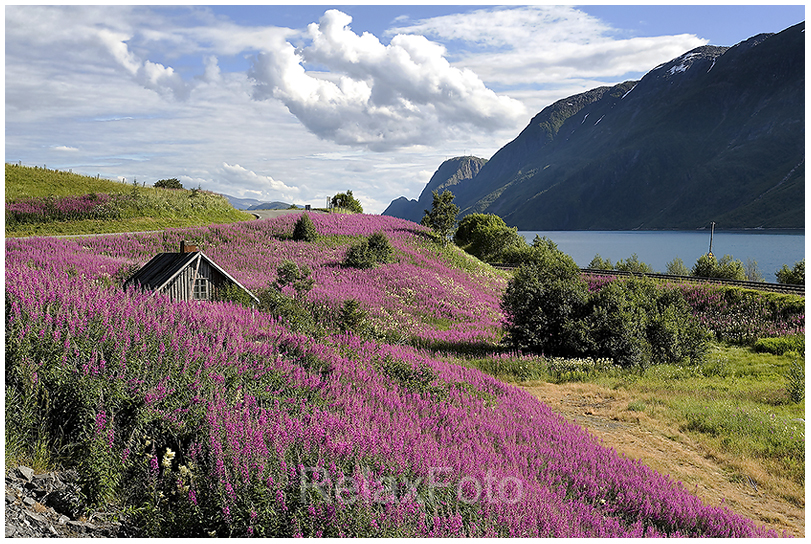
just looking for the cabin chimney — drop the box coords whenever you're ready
[180,241,198,253]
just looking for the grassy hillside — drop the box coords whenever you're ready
[5,164,254,236]
[5,213,801,537]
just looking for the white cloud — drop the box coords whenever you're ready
[390,6,707,87]
[248,9,526,151]
[5,5,722,215]
[214,163,300,203]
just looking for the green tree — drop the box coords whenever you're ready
[454,213,524,263]
[331,190,363,213]
[501,245,590,356]
[744,258,765,282]
[588,254,614,270]
[776,259,804,285]
[421,190,459,245]
[692,254,745,281]
[665,257,690,276]
[154,178,183,189]
[614,253,654,274]
[292,213,318,242]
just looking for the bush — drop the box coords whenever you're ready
[367,232,393,264]
[692,254,745,281]
[339,299,367,334]
[614,253,654,274]
[588,254,614,270]
[292,213,318,242]
[154,178,183,189]
[344,240,375,269]
[776,259,804,285]
[753,334,805,356]
[503,263,709,368]
[214,283,256,307]
[275,260,314,299]
[344,232,393,269]
[665,257,690,276]
[501,245,591,356]
[786,359,804,403]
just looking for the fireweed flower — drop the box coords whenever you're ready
[4,216,791,538]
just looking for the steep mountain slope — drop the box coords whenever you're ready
[383,156,487,223]
[387,23,804,230]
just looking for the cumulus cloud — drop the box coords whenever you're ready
[248,9,526,151]
[390,6,707,87]
[95,28,191,100]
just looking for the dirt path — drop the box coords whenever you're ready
[521,382,804,537]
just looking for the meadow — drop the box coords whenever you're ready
[5,164,253,236]
[5,212,800,537]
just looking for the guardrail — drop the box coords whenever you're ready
[493,265,804,296]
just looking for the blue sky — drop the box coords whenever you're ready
[5,4,804,212]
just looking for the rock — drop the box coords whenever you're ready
[5,466,134,538]
[16,466,34,482]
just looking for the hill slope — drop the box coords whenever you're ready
[387,23,804,230]
[5,213,783,537]
[5,164,254,236]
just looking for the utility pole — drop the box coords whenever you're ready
[707,221,715,258]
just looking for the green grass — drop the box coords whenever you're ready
[456,342,805,489]
[6,163,135,200]
[6,164,255,236]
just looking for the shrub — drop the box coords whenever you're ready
[292,213,318,242]
[214,283,256,307]
[154,178,183,189]
[344,239,375,269]
[786,359,804,403]
[275,260,314,299]
[339,299,367,334]
[367,232,393,264]
[753,334,805,356]
[614,253,654,274]
[665,257,690,276]
[588,254,614,270]
[501,246,591,356]
[504,268,709,368]
[692,254,745,281]
[344,233,393,269]
[776,259,804,285]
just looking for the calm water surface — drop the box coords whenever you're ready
[519,230,805,282]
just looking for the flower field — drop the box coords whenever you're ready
[5,214,786,537]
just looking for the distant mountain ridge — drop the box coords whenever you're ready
[384,22,804,230]
[221,194,295,211]
[383,156,487,223]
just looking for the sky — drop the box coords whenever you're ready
[5,4,805,213]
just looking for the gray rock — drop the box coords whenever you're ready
[17,466,35,482]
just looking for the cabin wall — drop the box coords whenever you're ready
[160,259,224,301]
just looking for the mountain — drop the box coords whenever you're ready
[385,22,804,230]
[220,194,293,210]
[382,156,487,223]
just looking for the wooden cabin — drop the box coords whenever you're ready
[124,241,259,305]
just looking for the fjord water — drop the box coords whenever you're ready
[519,230,805,282]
